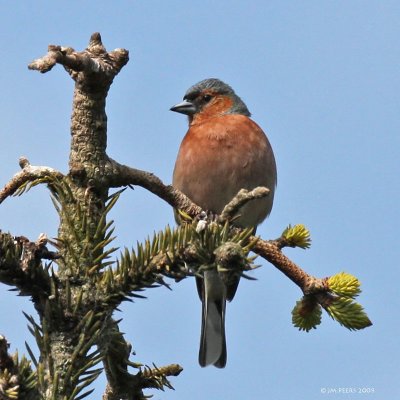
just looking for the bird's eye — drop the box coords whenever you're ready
[203,94,212,103]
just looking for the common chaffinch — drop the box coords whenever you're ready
[171,78,277,368]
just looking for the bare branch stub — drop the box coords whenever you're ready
[0,157,64,204]
[219,186,270,223]
[28,32,129,81]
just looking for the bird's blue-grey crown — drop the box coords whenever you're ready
[184,78,251,117]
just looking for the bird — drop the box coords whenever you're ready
[171,78,277,368]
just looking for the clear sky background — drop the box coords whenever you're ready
[0,1,399,399]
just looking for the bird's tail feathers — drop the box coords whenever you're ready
[199,271,227,368]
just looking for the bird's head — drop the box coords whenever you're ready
[170,78,251,125]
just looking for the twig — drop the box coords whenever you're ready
[252,238,324,294]
[0,157,64,204]
[219,187,270,222]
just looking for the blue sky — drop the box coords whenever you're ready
[0,1,399,399]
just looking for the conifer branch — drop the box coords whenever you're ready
[0,231,54,297]
[0,157,64,204]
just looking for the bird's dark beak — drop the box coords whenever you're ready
[170,99,197,115]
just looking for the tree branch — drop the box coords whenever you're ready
[28,32,128,79]
[0,231,54,297]
[104,160,320,296]
[0,335,15,373]
[219,187,270,222]
[4,33,132,400]
[0,157,64,204]
[109,160,203,217]
[252,238,323,293]
[99,319,182,400]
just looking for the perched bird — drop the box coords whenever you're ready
[171,78,277,368]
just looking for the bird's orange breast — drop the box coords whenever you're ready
[173,114,276,227]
